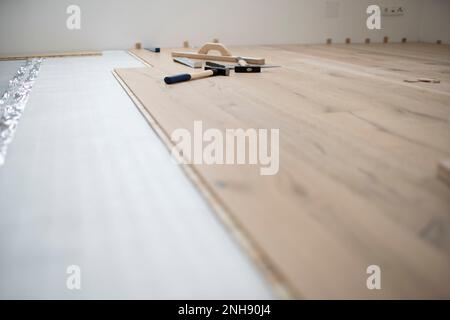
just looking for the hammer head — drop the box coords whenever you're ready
[204,63,230,76]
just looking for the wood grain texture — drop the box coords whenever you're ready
[0,51,102,61]
[116,44,450,299]
[438,160,450,186]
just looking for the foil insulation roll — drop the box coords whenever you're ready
[0,58,43,166]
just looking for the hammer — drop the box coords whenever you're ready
[164,65,230,84]
[205,61,281,73]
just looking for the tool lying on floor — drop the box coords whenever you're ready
[205,61,281,73]
[206,61,260,73]
[145,46,160,53]
[172,42,266,65]
[404,78,441,83]
[164,63,230,84]
[173,57,203,69]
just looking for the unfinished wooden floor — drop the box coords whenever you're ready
[114,43,450,299]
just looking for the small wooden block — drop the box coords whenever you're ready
[383,36,389,44]
[345,38,351,44]
[213,38,220,43]
[438,160,450,186]
[437,40,442,45]
[402,38,407,43]
[183,41,190,48]
[135,42,142,50]
[365,38,370,44]
[326,38,332,45]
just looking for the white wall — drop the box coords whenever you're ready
[0,0,442,55]
[419,0,450,44]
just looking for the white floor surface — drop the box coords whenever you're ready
[0,51,274,299]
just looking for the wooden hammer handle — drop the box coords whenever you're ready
[164,70,214,84]
[190,70,215,80]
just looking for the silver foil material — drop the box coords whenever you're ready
[0,58,43,166]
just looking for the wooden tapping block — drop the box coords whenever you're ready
[438,160,450,186]
[197,43,232,56]
[437,40,442,45]
[383,36,389,43]
[172,42,266,65]
[345,38,351,44]
[213,38,220,43]
[365,38,371,44]
[326,38,332,45]
[183,41,190,48]
[135,42,142,49]
[402,38,407,43]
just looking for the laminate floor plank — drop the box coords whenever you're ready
[115,44,450,298]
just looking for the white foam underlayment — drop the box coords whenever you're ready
[0,60,26,94]
[0,51,274,299]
